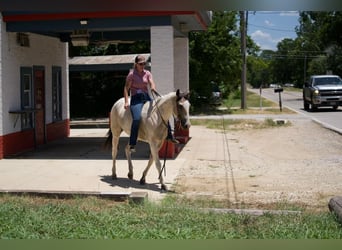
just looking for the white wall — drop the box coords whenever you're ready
[150,26,174,95]
[0,25,68,135]
[174,37,189,93]
[0,14,3,135]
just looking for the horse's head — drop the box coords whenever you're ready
[175,89,191,129]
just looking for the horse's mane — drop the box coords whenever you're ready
[152,91,177,106]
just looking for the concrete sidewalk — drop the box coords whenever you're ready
[0,128,189,201]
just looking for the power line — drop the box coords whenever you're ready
[262,54,327,59]
[248,23,297,33]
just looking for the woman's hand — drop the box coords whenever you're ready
[124,102,129,109]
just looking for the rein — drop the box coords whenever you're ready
[151,90,171,129]
[151,90,175,179]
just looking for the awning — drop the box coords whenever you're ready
[68,53,151,72]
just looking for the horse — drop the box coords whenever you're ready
[105,89,191,191]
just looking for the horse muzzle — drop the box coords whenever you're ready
[180,119,191,129]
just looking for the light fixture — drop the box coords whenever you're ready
[80,19,88,25]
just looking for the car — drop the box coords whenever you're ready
[284,83,294,87]
[210,84,222,105]
[303,75,342,111]
[269,83,281,88]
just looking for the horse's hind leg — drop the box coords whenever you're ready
[111,133,120,180]
[140,154,154,185]
[125,144,134,179]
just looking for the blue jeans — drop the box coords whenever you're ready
[129,93,151,146]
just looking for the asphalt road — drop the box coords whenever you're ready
[248,87,342,134]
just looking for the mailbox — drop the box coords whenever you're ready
[274,87,283,93]
[274,87,283,111]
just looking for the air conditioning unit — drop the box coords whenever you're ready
[70,30,89,46]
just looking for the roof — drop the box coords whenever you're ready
[68,53,151,72]
[2,11,211,43]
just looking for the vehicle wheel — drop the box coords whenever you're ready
[310,103,317,112]
[303,100,309,110]
[332,105,338,110]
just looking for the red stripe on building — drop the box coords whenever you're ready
[3,11,195,22]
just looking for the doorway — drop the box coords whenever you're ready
[33,66,46,146]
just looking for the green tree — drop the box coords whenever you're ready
[297,11,342,76]
[247,56,270,88]
[189,11,242,102]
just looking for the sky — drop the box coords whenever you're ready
[247,11,300,51]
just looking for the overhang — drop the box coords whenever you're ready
[1,11,211,44]
[68,53,151,72]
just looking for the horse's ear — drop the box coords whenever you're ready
[184,92,190,100]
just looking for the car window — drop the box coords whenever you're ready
[313,77,342,86]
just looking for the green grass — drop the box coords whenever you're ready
[191,90,295,115]
[226,90,277,108]
[190,118,291,130]
[0,194,341,239]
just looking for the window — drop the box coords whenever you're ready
[52,66,62,122]
[20,67,33,129]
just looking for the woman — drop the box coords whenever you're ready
[124,55,178,152]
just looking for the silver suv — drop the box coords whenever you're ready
[303,75,342,111]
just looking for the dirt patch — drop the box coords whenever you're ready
[174,119,342,211]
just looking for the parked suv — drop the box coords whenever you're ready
[303,75,342,111]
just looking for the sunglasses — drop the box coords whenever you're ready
[138,62,146,66]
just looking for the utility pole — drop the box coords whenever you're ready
[240,11,247,110]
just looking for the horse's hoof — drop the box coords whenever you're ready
[140,178,146,185]
[112,174,117,180]
[128,173,133,180]
[161,184,167,191]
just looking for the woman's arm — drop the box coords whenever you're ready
[149,73,157,93]
[124,79,131,109]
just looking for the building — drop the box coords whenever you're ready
[0,9,211,159]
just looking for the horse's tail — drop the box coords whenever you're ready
[104,129,113,150]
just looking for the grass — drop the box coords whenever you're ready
[190,118,291,131]
[0,194,341,239]
[226,90,278,108]
[191,90,296,115]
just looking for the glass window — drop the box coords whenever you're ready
[52,67,62,122]
[20,67,33,129]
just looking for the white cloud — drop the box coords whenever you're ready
[251,30,272,41]
[264,20,274,27]
[279,11,299,17]
[251,30,280,51]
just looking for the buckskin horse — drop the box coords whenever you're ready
[105,89,191,190]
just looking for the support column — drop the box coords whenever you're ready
[150,26,174,94]
[174,37,189,92]
[0,15,3,158]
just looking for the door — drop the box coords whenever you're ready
[34,67,46,146]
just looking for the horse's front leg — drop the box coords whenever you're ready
[124,144,134,179]
[144,143,167,191]
[140,154,154,185]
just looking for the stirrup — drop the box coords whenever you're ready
[129,145,136,153]
[167,137,179,144]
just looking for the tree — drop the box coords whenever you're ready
[297,11,342,76]
[189,11,242,102]
[247,56,270,88]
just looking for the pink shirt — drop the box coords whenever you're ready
[126,69,152,96]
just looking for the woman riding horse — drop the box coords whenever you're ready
[106,89,191,191]
[124,55,178,153]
